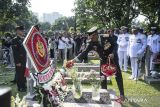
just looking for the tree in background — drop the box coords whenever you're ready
[74,0,160,32]
[74,0,139,30]
[39,22,51,32]
[138,0,160,28]
[51,16,75,31]
[0,0,39,35]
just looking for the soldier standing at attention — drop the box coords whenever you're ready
[66,26,125,101]
[12,26,27,92]
[128,27,147,80]
[117,26,130,72]
[147,27,160,71]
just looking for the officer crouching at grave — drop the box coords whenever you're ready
[66,26,125,101]
[12,26,27,92]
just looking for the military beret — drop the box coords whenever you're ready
[87,26,98,35]
[16,26,24,31]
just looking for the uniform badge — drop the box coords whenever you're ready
[104,42,111,50]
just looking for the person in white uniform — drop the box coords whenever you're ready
[147,27,160,71]
[128,27,147,80]
[117,26,130,72]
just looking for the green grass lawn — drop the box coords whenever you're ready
[109,72,160,107]
[0,67,26,98]
[0,61,160,107]
[90,60,160,107]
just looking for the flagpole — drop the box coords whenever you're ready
[54,37,57,68]
[63,43,67,65]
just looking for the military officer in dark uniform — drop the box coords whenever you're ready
[12,26,27,92]
[67,26,125,100]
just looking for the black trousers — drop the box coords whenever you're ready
[75,44,81,56]
[100,56,124,96]
[50,49,54,58]
[15,65,26,90]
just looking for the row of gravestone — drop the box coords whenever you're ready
[24,62,112,107]
[65,63,111,84]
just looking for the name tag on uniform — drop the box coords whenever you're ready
[137,39,141,43]
[125,37,129,41]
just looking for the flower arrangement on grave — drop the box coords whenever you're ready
[69,67,83,99]
[63,60,82,98]
[88,69,101,87]
[63,60,74,69]
[87,69,102,101]
[22,26,68,107]
[11,94,28,107]
[33,69,68,107]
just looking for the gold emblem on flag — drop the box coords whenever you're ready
[36,40,45,57]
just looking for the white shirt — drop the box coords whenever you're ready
[128,34,147,58]
[58,37,66,49]
[117,33,130,51]
[147,34,160,53]
[48,38,54,49]
[64,37,74,49]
